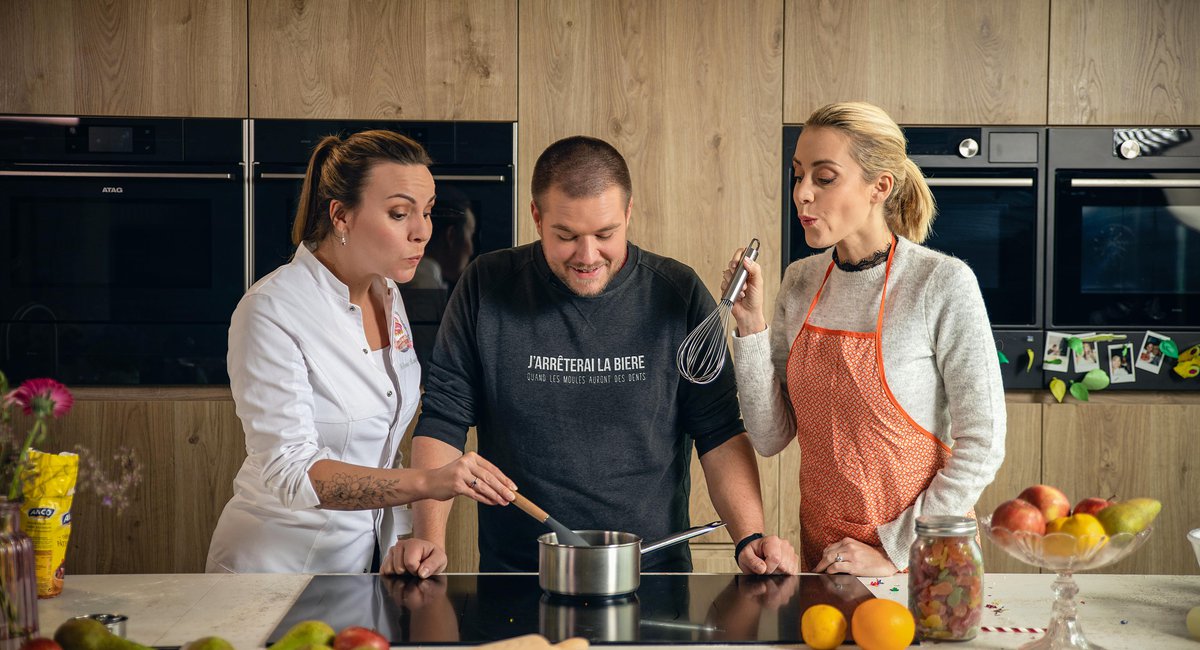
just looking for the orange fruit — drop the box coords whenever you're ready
[1044,513,1108,559]
[851,598,914,650]
[801,604,847,650]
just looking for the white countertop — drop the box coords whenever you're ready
[37,573,1200,649]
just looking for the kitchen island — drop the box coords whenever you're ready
[38,573,1199,648]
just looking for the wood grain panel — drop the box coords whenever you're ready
[1042,403,1200,575]
[518,0,784,302]
[249,0,516,120]
[1050,0,1200,125]
[171,400,246,572]
[975,404,1043,573]
[688,446,780,546]
[784,0,1050,124]
[0,0,247,117]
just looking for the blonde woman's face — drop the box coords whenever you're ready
[791,127,880,251]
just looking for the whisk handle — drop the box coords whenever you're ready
[721,238,760,303]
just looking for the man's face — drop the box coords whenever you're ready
[533,184,630,297]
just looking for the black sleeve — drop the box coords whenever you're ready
[412,260,483,450]
[678,274,746,456]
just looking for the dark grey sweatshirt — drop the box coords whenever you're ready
[414,242,745,571]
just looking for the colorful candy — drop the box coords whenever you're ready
[909,516,984,641]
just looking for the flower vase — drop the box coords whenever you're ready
[0,500,37,649]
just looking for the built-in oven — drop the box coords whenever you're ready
[251,120,515,378]
[783,126,1046,388]
[0,116,245,385]
[1048,127,1200,390]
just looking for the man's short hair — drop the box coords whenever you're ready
[531,136,632,210]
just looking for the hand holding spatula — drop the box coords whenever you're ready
[510,492,590,547]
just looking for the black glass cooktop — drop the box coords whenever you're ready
[267,573,877,645]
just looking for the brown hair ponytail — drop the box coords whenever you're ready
[290,130,434,247]
[804,102,937,243]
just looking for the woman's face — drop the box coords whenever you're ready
[339,162,435,283]
[791,127,884,251]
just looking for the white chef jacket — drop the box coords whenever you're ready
[206,244,421,574]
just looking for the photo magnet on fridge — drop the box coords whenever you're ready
[1043,331,1070,372]
[1107,343,1136,384]
[1135,330,1168,374]
[1073,332,1100,373]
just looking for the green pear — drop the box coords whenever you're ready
[181,637,236,650]
[54,618,152,650]
[1096,498,1162,535]
[268,621,335,650]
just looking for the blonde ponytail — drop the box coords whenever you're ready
[804,101,937,243]
[886,157,936,243]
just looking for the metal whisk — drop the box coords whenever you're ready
[676,238,760,384]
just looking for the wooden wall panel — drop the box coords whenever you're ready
[1049,0,1200,124]
[249,0,516,120]
[518,0,784,301]
[1042,403,1200,575]
[0,0,247,117]
[784,0,1050,125]
[975,404,1043,573]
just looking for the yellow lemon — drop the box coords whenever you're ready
[801,604,847,650]
[1044,513,1108,559]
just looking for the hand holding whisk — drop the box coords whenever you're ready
[676,238,760,384]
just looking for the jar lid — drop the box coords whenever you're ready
[915,515,977,536]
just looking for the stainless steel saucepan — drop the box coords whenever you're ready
[538,521,726,597]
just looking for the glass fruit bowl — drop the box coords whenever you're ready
[980,514,1153,650]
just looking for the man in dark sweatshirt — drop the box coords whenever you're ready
[383,136,797,576]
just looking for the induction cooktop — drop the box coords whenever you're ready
[267,573,877,645]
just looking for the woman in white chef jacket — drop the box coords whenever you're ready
[207,130,516,574]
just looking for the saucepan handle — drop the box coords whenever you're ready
[640,520,726,555]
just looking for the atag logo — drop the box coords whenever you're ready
[101,186,124,193]
[26,507,54,519]
[61,512,71,526]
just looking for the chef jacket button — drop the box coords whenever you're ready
[349,305,356,311]
[362,348,369,354]
[386,390,393,397]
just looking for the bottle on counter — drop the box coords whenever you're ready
[908,515,983,641]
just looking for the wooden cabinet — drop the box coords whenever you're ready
[0,0,247,117]
[517,0,785,301]
[1049,0,1200,125]
[784,0,1049,125]
[975,403,1043,573]
[249,0,517,120]
[10,391,246,575]
[1041,397,1200,575]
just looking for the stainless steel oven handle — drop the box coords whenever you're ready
[0,171,233,179]
[1070,178,1200,188]
[259,173,506,182]
[924,178,1034,187]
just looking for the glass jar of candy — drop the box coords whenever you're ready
[908,515,983,641]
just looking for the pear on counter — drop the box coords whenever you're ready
[1096,498,1162,535]
[268,621,335,650]
[181,637,235,650]
[53,618,153,650]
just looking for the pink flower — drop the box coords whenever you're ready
[9,378,73,419]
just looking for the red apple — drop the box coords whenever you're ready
[1018,484,1071,522]
[21,639,63,650]
[1072,497,1114,517]
[333,627,389,650]
[990,498,1047,541]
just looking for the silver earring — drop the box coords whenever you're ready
[339,232,347,246]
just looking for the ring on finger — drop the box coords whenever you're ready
[834,553,844,563]
[470,478,478,488]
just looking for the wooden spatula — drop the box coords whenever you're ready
[511,492,591,547]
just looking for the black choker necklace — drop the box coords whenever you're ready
[833,242,892,272]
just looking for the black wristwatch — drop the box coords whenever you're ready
[734,532,764,562]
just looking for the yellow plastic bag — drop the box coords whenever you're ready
[19,449,78,598]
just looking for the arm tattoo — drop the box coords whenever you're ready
[313,472,404,510]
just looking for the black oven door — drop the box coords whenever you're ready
[922,170,1041,328]
[0,167,245,383]
[1051,172,1200,328]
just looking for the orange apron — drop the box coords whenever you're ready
[786,241,954,571]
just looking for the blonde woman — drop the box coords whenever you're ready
[724,102,1005,576]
